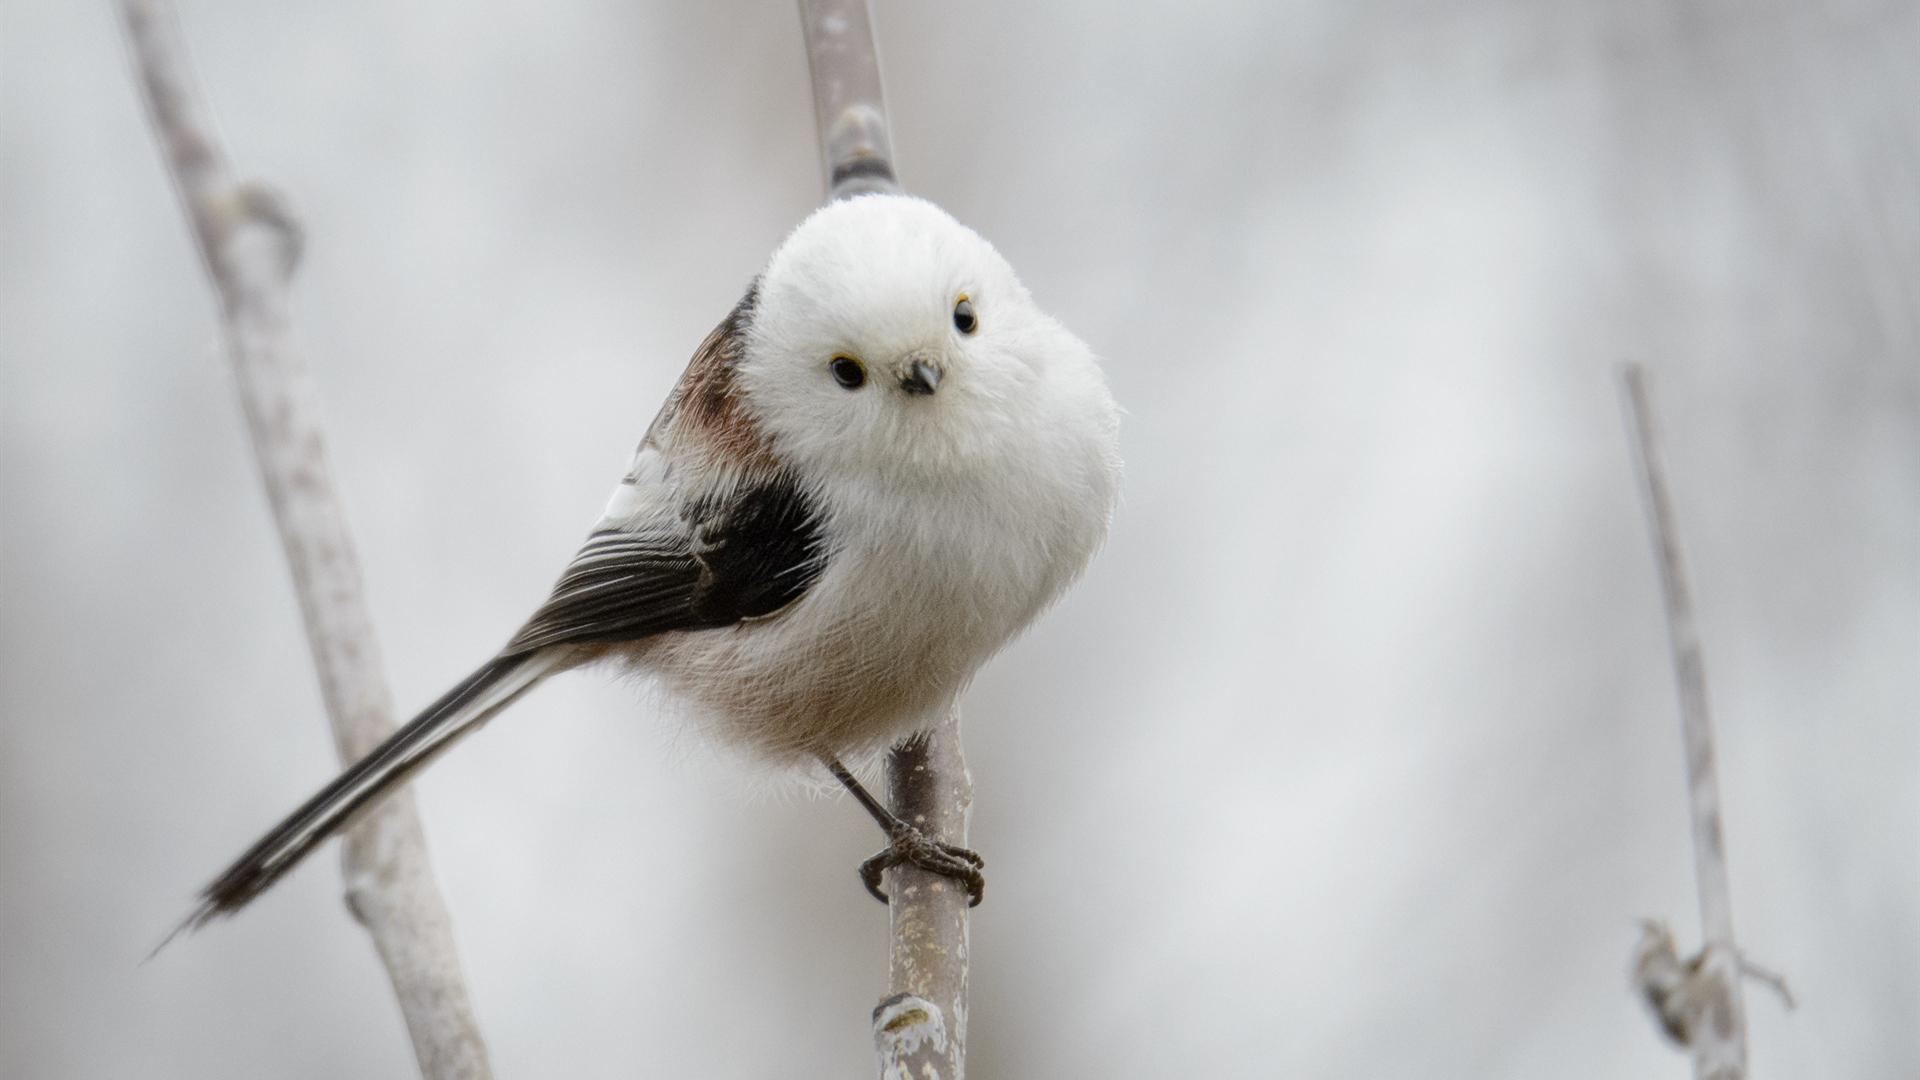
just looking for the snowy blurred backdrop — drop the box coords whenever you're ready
[2,1,1915,1076]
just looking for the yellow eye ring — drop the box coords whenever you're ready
[829,355,867,389]
[953,295,977,334]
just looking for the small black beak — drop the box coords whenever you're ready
[901,360,942,396]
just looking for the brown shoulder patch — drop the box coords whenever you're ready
[648,282,777,471]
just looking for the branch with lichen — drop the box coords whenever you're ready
[119,3,493,1076]
[797,2,973,1075]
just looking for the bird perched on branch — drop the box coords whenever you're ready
[184,193,1121,927]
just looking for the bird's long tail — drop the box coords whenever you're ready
[177,649,563,933]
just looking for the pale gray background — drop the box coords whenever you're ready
[3,1,1915,1076]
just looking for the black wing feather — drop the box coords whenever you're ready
[688,480,828,623]
[507,476,826,654]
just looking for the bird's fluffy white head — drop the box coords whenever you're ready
[739,195,1115,494]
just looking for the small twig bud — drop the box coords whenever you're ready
[1632,919,1795,1062]
[1633,920,1693,1045]
[873,993,951,1079]
[232,180,306,277]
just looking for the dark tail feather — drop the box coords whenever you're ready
[170,650,558,937]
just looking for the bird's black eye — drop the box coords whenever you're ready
[829,355,867,389]
[953,296,977,335]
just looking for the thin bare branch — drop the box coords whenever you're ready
[798,4,971,1075]
[875,718,974,1078]
[119,3,492,1076]
[1738,954,1797,1012]
[1620,363,1748,1079]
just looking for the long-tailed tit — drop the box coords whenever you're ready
[184,194,1121,926]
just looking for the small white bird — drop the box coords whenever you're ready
[188,193,1121,925]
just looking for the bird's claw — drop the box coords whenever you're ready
[859,823,985,907]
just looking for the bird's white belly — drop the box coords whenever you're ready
[636,479,1089,762]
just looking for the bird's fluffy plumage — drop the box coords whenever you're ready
[631,195,1121,759]
[185,193,1120,924]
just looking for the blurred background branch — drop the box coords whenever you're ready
[117,2,492,1077]
[798,2,973,1075]
[1620,363,1789,1080]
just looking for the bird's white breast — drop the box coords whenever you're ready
[637,393,1116,764]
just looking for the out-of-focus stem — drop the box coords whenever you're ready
[120,3,493,1077]
[799,0,899,199]
[1621,363,1748,1080]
